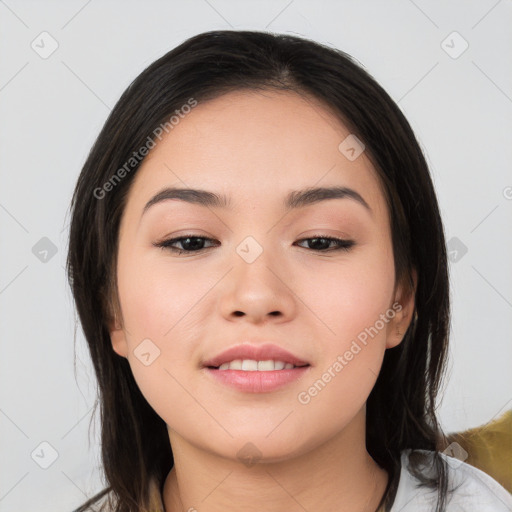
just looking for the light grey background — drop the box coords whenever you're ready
[1,1,511,510]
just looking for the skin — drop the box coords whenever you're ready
[110,90,416,512]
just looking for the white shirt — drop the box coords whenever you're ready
[390,449,512,511]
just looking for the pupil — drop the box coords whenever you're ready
[184,237,203,250]
[310,238,328,250]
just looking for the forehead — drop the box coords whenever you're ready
[125,89,387,218]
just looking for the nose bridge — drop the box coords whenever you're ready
[235,234,267,266]
[232,233,283,292]
[219,233,296,322]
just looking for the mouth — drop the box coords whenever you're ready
[204,359,311,393]
[206,359,310,371]
[201,343,312,393]
[201,342,310,370]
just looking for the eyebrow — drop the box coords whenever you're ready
[142,186,372,216]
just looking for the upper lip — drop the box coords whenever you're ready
[202,343,310,368]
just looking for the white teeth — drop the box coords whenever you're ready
[242,359,258,371]
[216,359,298,371]
[229,359,242,370]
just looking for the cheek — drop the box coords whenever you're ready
[293,254,395,432]
[302,247,396,350]
[117,248,207,341]
[115,250,206,425]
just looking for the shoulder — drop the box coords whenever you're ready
[390,449,512,511]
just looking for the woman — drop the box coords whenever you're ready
[68,30,512,511]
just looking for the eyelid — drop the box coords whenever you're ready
[153,233,355,255]
[153,234,218,250]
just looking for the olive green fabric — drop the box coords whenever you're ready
[441,409,512,493]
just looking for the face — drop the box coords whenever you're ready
[110,90,415,462]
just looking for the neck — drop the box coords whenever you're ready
[162,408,389,512]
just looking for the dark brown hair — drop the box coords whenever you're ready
[68,29,452,511]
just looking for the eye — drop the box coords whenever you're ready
[153,235,219,255]
[154,234,355,255]
[294,236,355,252]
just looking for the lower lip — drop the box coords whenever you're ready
[204,366,311,393]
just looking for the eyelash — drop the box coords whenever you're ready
[153,234,355,255]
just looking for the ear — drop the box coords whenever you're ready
[386,267,418,349]
[109,310,129,358]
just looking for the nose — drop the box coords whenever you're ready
[218,242,297,324]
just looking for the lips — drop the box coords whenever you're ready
[202,343,310,369]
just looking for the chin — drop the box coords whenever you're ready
[206,431,313,466]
